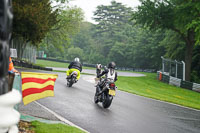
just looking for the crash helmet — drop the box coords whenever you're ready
[108,62,116,69]
[74,57,80,62]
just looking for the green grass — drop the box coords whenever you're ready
[36,59,69,68]
[116,73,200,110]
[31,121,85,133]
[36,59,95,69]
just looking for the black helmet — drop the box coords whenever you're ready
[108,62,116,69]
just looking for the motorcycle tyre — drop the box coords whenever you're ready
[102,94,113,108]
[67,80,73,87]
[94,95,99,104]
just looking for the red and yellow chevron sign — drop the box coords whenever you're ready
[21,72,58,105]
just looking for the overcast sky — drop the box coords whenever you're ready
[69,0,140,23]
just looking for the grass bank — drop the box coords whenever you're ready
[36,59,69,68]
[19,120,85,133]
[116,73,200,110]
[33,121,84,133]
[36,59,95,69]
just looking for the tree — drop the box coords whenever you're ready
[43,7,84,55]
[93,1,133,58]
[160,30,185,61]
[38,6,84,60]
[132,0,200,81]
[66,47,84,61]
[72,22,94,50]
[13,0,58,58]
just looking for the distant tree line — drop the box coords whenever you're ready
[37,0,199,83]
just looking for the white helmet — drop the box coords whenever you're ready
[74,57,80,62]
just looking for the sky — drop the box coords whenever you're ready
[68,0,140,23]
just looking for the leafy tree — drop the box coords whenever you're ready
[93,1,133,58]
[132,0,200,81]
[44,7,84,54]
[72,22,94,50]
[66,47,84,61]
[160,30,185,61]
[13,0,58,58]
[191,45,200,83]
[38,7,84,59]
[108,42,129,67]
[93,1,132,33]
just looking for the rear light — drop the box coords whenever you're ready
[109,83,115,88]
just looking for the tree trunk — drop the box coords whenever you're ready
[184,31,195,81]
[185,43,193,81]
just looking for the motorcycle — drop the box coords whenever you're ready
[94,63,117,108]
[66,71,78,87]
[94,78,117,108]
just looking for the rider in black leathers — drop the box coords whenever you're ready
[95,62,118,95]
[66,57,82,81]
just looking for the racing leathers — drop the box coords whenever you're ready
[96,67,117,95]
[66,61,82,80]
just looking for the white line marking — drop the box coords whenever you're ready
[34,101,89,133]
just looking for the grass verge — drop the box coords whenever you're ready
[32,121,84,133]
[116,73,200,110]
[36,59,95,69]
[36,59,69,68]
[19,120,85,133]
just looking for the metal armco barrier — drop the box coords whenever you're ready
[169,76,181,87]
[193,83,200,92]
[180,80,193,90]
[0,89,21,133]
[157,71,200,93]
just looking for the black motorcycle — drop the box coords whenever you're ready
[94,78,117,108]
[67,71,78,87]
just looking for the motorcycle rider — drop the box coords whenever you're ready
[95,61,118,95]
[66,57,82,81]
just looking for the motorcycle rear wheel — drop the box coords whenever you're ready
[94,95,99,103]
[67,80,73,87]
[102,94,113,108]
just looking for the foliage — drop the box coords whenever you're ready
[191,45,200,83]
[38,6,84,59]
[72,22,94,50]
[13,0,58,45]
[160,30,185,61]
[93,1,133,58]
[45,7,84,51]
[93,1,133,34]
[66,47,84,61]
[132,0,200,81]
[70,1,166,69]
[37,0,200,82]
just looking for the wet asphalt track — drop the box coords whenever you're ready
[21,69,200,133]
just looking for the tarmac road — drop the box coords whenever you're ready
[19,69,200,133]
